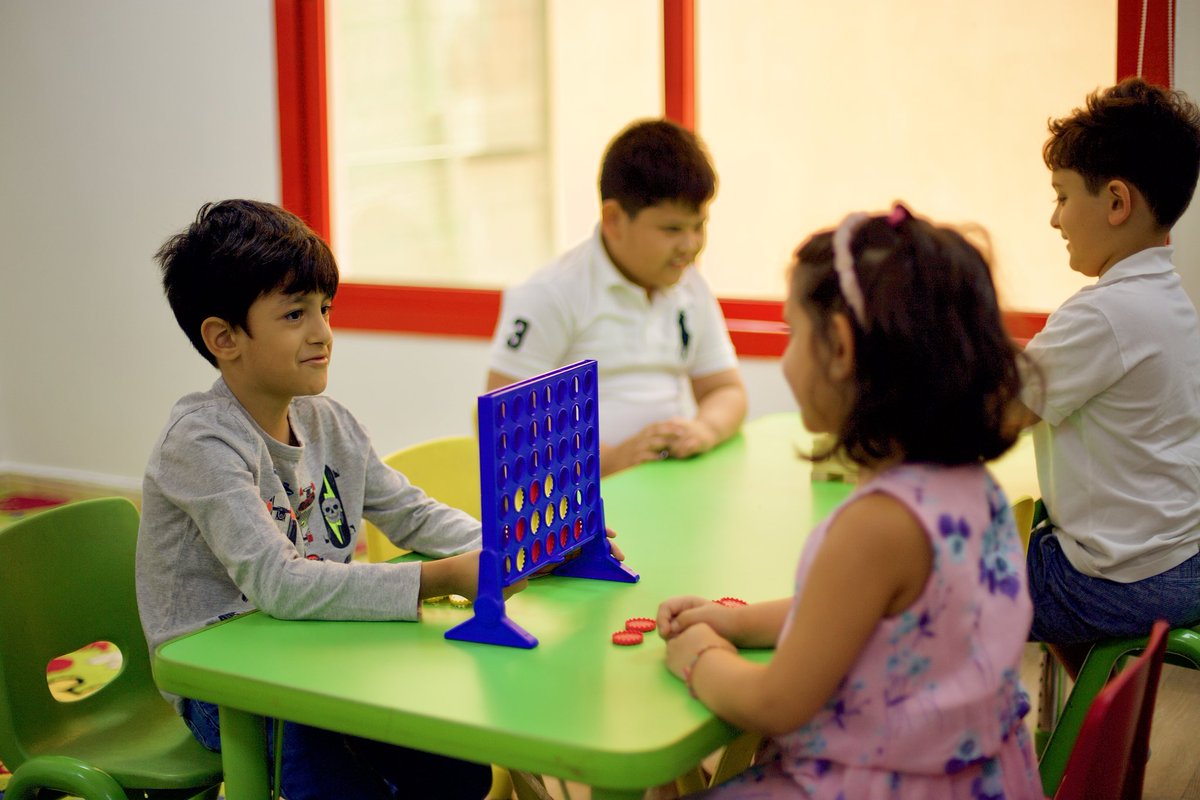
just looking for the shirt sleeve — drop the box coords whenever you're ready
[686,275,739,378]
[153,412,428,621]
[361,447,481,556]
[487,281,573,380]
[1021,300,1127,426]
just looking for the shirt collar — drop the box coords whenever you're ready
[589,224,684,303]
[1098,246,1175,285]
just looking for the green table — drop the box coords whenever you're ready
[153,413,1036,799]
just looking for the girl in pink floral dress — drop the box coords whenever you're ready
[657,205,1042,799]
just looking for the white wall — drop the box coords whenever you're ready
[0,1,1196,490]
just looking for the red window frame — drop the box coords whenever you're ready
[274,0,1175,354]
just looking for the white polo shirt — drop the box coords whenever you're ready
[1021,246,1200,582]
[488,226,738,445]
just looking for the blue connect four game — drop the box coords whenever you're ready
[445,360,638,649]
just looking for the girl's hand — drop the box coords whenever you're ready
[657,595,736,640]
[664,622,736,681]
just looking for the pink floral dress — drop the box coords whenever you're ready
[701,464,1042,799]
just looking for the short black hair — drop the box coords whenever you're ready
[792,209,1022,466]
[156,200,339,367]
[1044,78,1200,228]
[598,119,716,217]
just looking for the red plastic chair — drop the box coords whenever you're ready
[1051,619,1169,800]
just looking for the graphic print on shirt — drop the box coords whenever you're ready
[266,498,299,546]
[678,310,691,357]
[506,318,530,349]
[292,482,319,555]
[320,466,352,550]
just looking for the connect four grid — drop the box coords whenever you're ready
[445,359,638,649]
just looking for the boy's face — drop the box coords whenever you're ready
[234,289,334,403]
[1050,169,1119,278]
[600,200,708,294]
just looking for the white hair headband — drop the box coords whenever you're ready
[832,211,870,325]
[830,204,912,327]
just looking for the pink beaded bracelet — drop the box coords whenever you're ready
[683,644,727,699]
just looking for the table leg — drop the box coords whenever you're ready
[218,705,271,800]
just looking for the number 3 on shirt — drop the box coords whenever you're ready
[506,318,530,349]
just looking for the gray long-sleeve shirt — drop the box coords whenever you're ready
[136,378,480,708]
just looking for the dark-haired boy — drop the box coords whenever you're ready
[138,199,502,799]
[1017,79,1200,672]
[486,119,747,475]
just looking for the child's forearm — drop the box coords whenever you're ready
[695,383,747,445]
[687,649,821,736]
[729,598,792,648]
[417,551,479,599]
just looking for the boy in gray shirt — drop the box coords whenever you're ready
[138,199,503,799]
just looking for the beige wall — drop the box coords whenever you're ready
[0,0,1197,488]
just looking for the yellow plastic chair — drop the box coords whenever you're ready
[364,434,482,563]
[0,497,222,800]
[365,435,549,800]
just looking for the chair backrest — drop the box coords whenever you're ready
[0,497,167,769]
[365,435,481,562]
[1010,495,1035,551]
[1053,619,1169,800]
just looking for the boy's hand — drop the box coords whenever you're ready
[420,551,530,600]
[659,417,719,459]
[602,419,716,475]
[657,595,738,640]
[418,551,480,600]
[664,623,736,682]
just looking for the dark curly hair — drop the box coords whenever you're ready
[792,207,1023,466]
[156,199,339,367]
[1044,78,1200,228]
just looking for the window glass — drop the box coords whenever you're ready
[327,0,662,289]
[695,0,1116,311]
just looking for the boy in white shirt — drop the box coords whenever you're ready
[1017,78,1200,674]
[486,119,747,476]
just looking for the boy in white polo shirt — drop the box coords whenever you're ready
[1017,78,1200,674]
[486,119,747,476]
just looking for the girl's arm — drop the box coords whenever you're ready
[666,492,932,736]
[657,596,792,648]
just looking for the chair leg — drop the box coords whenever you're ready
[488,765,515,799]
[510,770,553,800]
[1034,644,1065,757]
[709,732,762,786]
[1038,639,1134,797]
[6,755,129,800]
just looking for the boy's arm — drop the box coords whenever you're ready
[686,367,747,450]
[362,447,481,558]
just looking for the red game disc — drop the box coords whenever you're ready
[715,597,747,607]
[612,630,644,646]
[625,617,656,633]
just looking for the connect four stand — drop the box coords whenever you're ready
[445,360,639,648]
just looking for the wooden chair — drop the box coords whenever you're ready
[1049,619,1170,799]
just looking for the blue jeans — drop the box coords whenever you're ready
[1027,527,1200,644]
[182,698,491,800]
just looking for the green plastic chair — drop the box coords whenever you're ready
[0,497,222,800]
[1031,501,1200,796]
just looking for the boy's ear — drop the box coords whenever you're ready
[1105,179,1134,226]
[599,198,626,240]
[827,313,856,383]
[200,316,240,363]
